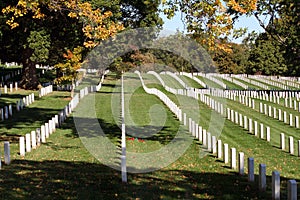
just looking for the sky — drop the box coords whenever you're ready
[160,11,266,44]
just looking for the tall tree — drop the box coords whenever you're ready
[1,0,163,89]
[246,33,287,75]
[234,0,300,75]
[162,0,257,52]
[213,43,249,74]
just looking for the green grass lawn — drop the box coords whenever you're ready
[196,76,224,89]
[159,74,186,89]
[231,77,264,90]
[0,72,299,199]
[213,76,245,90]
[178,75,205,89]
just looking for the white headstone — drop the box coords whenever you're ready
[284,111,287,123]
[203,129,207,147]
[217,140,222,159]
[45,123,49,138]
[48,120,53,134]
[4,141,11,165]
[231,148,236,169]
[296,116,299,128]
[244,116,248,130]
[272,171,280,200]
[239,114,243,127]
[280,133,285,150]
[212,136,217,154]
[41,125,46,143]
[289,136,294,155]
[19,137,25,157]
[25,133,31,152]
[248,157,254,182]
[239,152,244,175]
[266,126,270,142]
[287,180,297,200]
[254,121,258,136]
[31,131,36,149]
[249,118,253,133]
[289,114,293,126]
[4,106,8,119]
[198,126,203,142]
[235,111,239,124]
[207,132,211,151]
[121,155,127,183]
[259,164,267,192]
[8,104,12,116]
[260,123,264,139]
[36,128,41,146]
[278,109,282,121]
[223,143,229,164]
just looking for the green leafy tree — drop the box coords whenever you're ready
[246,33,287,75]
[213,43,249,74]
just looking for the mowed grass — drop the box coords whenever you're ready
[159,74,185,89]
[0,73,299,199]
[0,89,38,107]
[178,75,205,89]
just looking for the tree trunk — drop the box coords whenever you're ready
[20,48,39,90]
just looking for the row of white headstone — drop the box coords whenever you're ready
[199,73,227,89]
[162,71,187,89]
[227,107,272,141]
[213,94,300,156]
[233,75,270,89]
[19,115,59,156]
[1,82,18,94]
[1,69,21,82]
[248,74,290,90]
[39,85,53,97]
[137,71,182,122]
[121,75,127,183]
[209,90,300,127]
[180,72,207,88]
[280,133,300,156]
[210,88,300,100]
[203,91,300,157]
[259,102,300,128]
[156,74,300,157]
[186,112,297,200]
[0,93,35,121]
[138,71,298,199]
[18,80,104,157]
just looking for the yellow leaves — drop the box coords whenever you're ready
[68,12,77,18]
[84,41,98,49]
[227,0,257,13]
[55,46,83,84]
[2,0,45,29]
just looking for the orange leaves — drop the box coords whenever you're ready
[3,0,124,48]
[226,0,257,13]
[55,46,83,84]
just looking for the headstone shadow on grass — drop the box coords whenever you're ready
[2,159,297,199]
